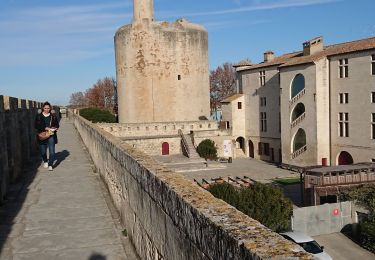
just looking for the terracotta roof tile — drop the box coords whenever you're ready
[233,60,252,67]
[237,36,375,71]
[280,36,375,67]
[236,52,302,71]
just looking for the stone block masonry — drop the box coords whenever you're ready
[72,111,314,259]
[0,96,42,203]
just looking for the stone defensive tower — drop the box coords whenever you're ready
[115,0,210,123]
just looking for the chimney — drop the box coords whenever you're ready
[264,51,275,62]
[303,36,323,56]
[133,0,154,23]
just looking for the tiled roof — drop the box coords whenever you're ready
[221,94,244,103]
[280,36,375,67]
[236,52,302,71]
[236,36,375,71]
[233,60,252,67]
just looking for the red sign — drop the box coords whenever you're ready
[333,208,340,216]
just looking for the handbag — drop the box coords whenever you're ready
[37,115,52,141]
[38,131,50,141]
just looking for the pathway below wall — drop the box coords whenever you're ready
[0,118,138,260]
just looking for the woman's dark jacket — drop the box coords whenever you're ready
[35,113,59,144]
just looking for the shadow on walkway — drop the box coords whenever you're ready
[89,253,107,260]
[0,155,40,255]
[53,149,70,168]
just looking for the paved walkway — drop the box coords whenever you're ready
[314,232,374,260]
[157,156,297,183]
[0,118,137,260]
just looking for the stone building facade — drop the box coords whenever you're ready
[115,0,210,124]
[224,36,375,166]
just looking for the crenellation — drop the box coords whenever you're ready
[0,96,42,203]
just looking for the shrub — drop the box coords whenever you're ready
[79,107,116,123]
[360,220,375,253]
[196,139,217,160]
[208,183,293,232]
[340,185,375,253]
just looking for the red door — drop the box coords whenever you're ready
[162,142,169,155]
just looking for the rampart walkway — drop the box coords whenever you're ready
[0,118,137,259]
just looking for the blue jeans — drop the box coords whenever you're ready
[39,137,55,167]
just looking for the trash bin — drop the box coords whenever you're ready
[228,157,232,163]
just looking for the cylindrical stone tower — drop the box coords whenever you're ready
[114,0,210,123]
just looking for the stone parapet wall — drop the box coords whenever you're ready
[72,111,313,260]
[98,121,219,138]
[0,96,41,203]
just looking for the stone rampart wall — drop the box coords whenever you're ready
[71,111,312,260]
[0,96,41,203]
[123,137,181,156]
[98,121,219,138]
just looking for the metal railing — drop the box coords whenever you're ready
[178,129,190,157]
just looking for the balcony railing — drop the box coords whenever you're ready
[291,112,306,128]
[291,145,307,159]
[289,89,305,107]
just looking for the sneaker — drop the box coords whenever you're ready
[48,166,53,171]
[43,162,48,168]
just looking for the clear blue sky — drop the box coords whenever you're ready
[0,0,374,105]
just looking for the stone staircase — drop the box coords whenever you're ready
[234,148,247,158]
[183,134,201,159]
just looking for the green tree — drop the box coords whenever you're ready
[196,139,218,160]
[79,107,116,123]
[340,185,375,252]
[208,183,293,232]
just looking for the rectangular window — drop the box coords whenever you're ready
[260,112,267,132]
[264,143,270,156]
[372,113,375,139]
[258,142,263,155]
[372,92,375,103]
[259,70,266,86]
[339,93,349,104]
[372,54,375,75]
[339,58,349,78]
[338,112,349,137]
[260,97,267,106]
[238,102,242,109]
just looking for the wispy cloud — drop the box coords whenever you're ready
[203,19,269,30]
[160,0,340,18]
[0,2,132,67]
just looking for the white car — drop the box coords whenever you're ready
[280,231,333,260]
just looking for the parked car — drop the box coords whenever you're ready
[280,231,333,260]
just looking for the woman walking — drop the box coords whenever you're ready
[35,101,59,171]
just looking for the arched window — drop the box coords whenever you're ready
[337,151,353,165]
[236,137,245,150]
[291,74,305,99]
[292,128,306,152]
[291,103,305,122]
